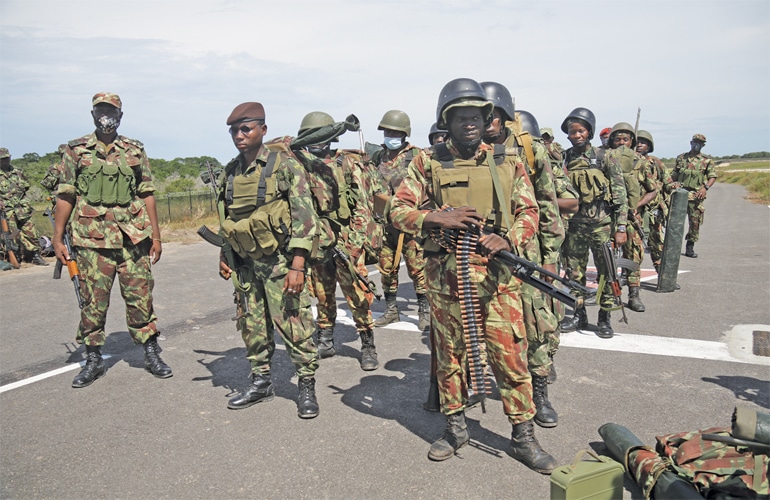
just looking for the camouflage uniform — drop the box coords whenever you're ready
[619,149,657,288]
[642,154,675,269]
[0,160,44,257]
[390,140,539,424]
[672,147,717,244]
[219,146,320,379]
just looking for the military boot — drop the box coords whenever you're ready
[417,294,430,333]
[316,327,335,359]
[428,412,470,461]
[559,307,587,332]
[596,310,614,339]
[72,345,106,388]
[423,375,440,412]
[227,373,274,409]
[374,293,400,327]
[296,376,319,419]
[359,329,379,371]
[531,375,558,428]
[31,252,49,266]
[508,419,558,474]
[143,335,173,378]
[685,241,698,258]
[627,286,646,312]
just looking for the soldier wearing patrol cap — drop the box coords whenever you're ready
[53,92,172,388]
[0,147,49,266]
[671,134,716,258]
[540,127,563,160]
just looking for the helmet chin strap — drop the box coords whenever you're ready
[454,138,481,157]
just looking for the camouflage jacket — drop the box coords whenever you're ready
[629,150,658,213]
[58,133,156,249]
[643,154,675,215]
[389,139,539,256]
[330,151,377,259]
[672,151,717,191]
[373,143,422,195]
[0,167,33,220]
[564,145,628,225]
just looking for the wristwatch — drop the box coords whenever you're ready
[704,184,710,190]
[617,225,626,233]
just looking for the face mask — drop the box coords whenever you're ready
[384,137,403,150]
[307,145,329,158]
[96,115,120,135]
[601,137,609,147]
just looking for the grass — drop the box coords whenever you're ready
[717,160,770,205]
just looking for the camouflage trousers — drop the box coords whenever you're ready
[621,224,645,287]
[685,197,706,243]
[309,249,374,332]
[11,217,41,253]
[75,239,158,347]
[522,284,559,377]
[378,229,426,296]
[238,252,318,378]
[426,254,535,425]
[647,208,665,268]
[563,217,614,309]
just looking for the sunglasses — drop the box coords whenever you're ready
[228,120,264,136]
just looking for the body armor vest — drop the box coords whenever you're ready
[76,149,135,206]
[566,149,611,205]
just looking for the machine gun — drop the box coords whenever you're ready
[599,241,639,324]
[0,207,20,269]
[44,206,84,309]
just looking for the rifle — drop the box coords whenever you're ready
[628,210,648,251]
[0,207,20,269]
[332,246,381,300]
[599,241,639,324]
[197,161,251,320]
[43,205,85,309]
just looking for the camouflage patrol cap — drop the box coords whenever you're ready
[0,147,9,159]
[540,127,554,138]
[227,102,265,126]
[691,133,707,143]
[92,92,122,109]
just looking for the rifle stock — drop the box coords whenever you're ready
[496,250,584,310]
[332,247,381,300]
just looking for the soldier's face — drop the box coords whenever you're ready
[0,158,10,171]
[483,109,505,141]
[567,121,590,148]
[612,133,633,149]
[690,141,704,153]
[636,140,650,155]
[447,107,484,144]
[230,120,267,155]
[542,135,553,145]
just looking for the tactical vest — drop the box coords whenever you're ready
[424,143,513,253]
[374,147,416,194]
[75,148,136,207]
[565,149,611,205]
[614,146,644,209]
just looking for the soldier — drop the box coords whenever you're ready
[540,127,563,160]
[371,110,430,333]
[671,134,716,258]
[480,82,563,429]
[607,123,657,313]
[559,108,628,339]
[0,147,49,266]
[217,102,320,419]
[295,111,379,371]
[390,78,557,474]
[52,92,172,388]
[428,122,448,146]
[598,127,612,151]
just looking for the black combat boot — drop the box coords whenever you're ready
[143,335,173,378]
[685,241,698,258]
[374,293,400,327]
[596,310,614,339]
[72,345,106,388]
[416,294,430,333]
[316,327,335,359]
[627,286,646,312]
[359,329,379,371]
[31,252,49,266]
[428,412,470,461]
[423,375,440,412]
[560,307,587,332]
[531,375,558,428]
[508,419,558,474]
[227,373,274,409]
[297,376,319,419]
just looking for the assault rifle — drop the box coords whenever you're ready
[197,161,250,320]
[600,241,639,324]
[43,206,84,309]
[628,211,648,251]
[0,207,20,269]
[332,246,381,300]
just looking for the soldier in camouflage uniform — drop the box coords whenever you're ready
[480,82,563,429]
[390,78,557,474]
[53,92,172,388]
[559,108,628,339]
[371,110,430,332]
[540,128,563,160]
[217,102,320,419]
[0,148,49,266]
[671,134,716,258]
[607,123,658,313]
[295,111,379,371]
[595,127,612,158]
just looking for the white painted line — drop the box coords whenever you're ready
[0,354,113,394]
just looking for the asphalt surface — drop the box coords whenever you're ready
[1,182,768,499]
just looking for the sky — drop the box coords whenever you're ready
[1,0,769,164]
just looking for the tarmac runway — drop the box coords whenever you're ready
[1,182,768,499]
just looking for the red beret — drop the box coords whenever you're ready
[600,127,612,137]
[227,102,265,126]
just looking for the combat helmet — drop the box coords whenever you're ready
[609,122,636,147]
[428,122,447,144]
[560,107,596,140]
[515,110,540,137]
[436,78,493,129]
[480,81,515,122]
[378,110,411,137]
[636,130,655,153]
[298,111,337,142]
